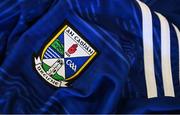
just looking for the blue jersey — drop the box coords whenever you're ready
[0,0,180,114]
[142,0,180,28]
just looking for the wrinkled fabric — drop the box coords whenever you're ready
[0,0,179,114]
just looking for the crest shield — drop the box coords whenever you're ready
[34,23,98,87]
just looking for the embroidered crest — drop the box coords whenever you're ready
[34,22,98,87]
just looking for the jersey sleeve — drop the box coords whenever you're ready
[120,0,180,114]
[0,0,180,114]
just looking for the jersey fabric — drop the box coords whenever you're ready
[142,0,180,28]
[0,0,180,114]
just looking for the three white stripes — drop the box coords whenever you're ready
[48,47,60,58]
[45,47,61,59]
[136,0,179,98]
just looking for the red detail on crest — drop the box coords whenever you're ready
[68,44,78,54]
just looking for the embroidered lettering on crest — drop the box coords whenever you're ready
[34,22,98,87]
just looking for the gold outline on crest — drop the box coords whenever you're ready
[40,25,97,81]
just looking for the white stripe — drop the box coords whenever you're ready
[172,24,180,84]
[49,47,60,57]
[136,0,157,98]
[45,52,52,58]
[156,12,175,97]
[44,55,48,59]
[47,49,57,58]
